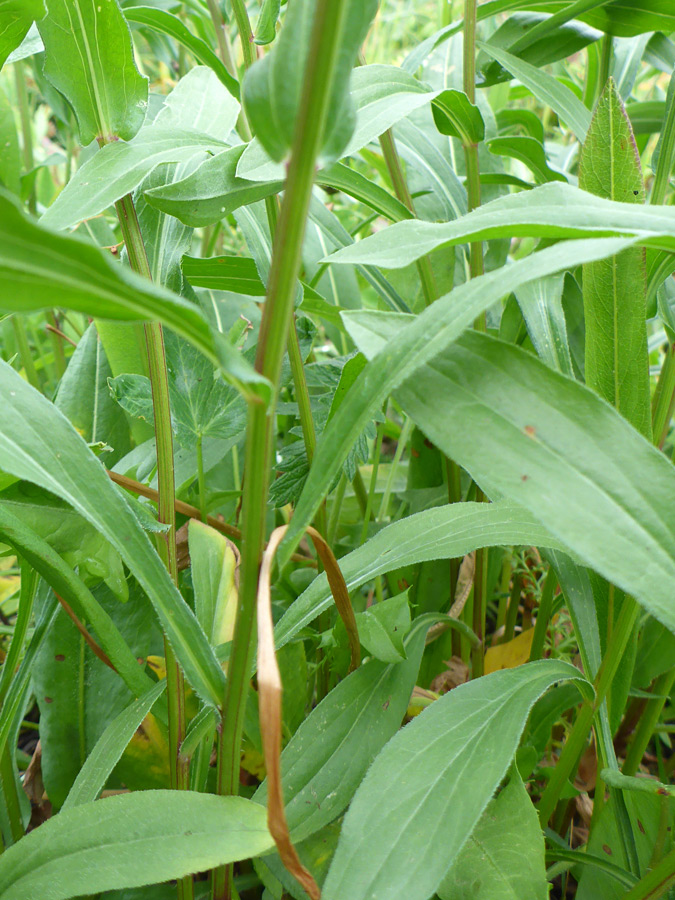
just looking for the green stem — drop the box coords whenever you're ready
[230,0,256,70]
[211,2,351,897]
[378,417,413,520]
[378,128,438,305]
[597,33,613,99]
[652,341,675,448]
[538,596,640,824]
[623,668,675,776]
[11,316,40,390]
[360,422,385,544]
[0,747,23,846]
[196,435,208,523]
[48,311,67,380]
[14,60,35,217]
[326,473,347,546]
[529,567,557,662]
[503,571,521,642]
[114,193,192,900]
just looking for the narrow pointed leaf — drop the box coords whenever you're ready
[0,360,226,706]
[579,78,651,438]
[37,0,148,144]
[0,791,273,900]
[515,272,574,375]
[432,89,485,144]
[322,661,588,900]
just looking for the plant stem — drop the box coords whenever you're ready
[11,316,40,390]
[230,0,256,70]
[623,668,675,776]
[114,194,192,900]
[652,341,675,448]
[597,33,613,97]
[529,567,557,662]
[621,844,675,900]
[14,60,35,217]
[212,2,351,896]
[196,435,208,523]
[538,596,640,824]
[0,747,23,845]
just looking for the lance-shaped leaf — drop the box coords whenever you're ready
[0,791,273,900]
[432,89,485,144]
[242,0,378,164]
[0,360,226,707]
[321,180,675,270]
[37,0,148,144]
[276,236,640,569]
[0,191,268,401]
[322,661,588,900]
[0,0,45,70]
[515,272,574,376]
[579,77,651,439]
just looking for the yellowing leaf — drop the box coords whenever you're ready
[484,629,535,674]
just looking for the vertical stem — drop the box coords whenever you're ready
[652,341,675,448]
[597,33,613,98]
[14,60,35,217]
[114,194,192,900]
[529,567,557,662]
[212,2,352,897]
[48,312,67,380]
[0,747,23,845]
[11,316,40,390]
[623,668,675,776]
[197,435,208,523]
[230,0,257,70]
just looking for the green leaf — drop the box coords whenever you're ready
[275,501,567,651]
[254,623,428,843]
[37,0,147,144]
[124,6,240,101]
[386,330,675,636]
[438,767,548,900]
[41,126,227,232]
[354,591,410,663]
[487,135,566,184]
[322,661,588,900]
[153,67,240,142]
[0,87,20,194]
[188,519,238,646]
[432,89,485,144]
[62,679,166,810]
[242,0,377,164]
[254,0,280,45]
[56,323,131,465]
[478,41,591,142]
[0,0,45,70]
[0,360,226,707]
[276,235,639,569]
[515,272,574,375]
[0,791,273,900]
[0,191,267,401]
[323,180,675,270]
[579,78,651,439]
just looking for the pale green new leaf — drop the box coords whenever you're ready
[277,236,639,569]
[62,679,166,810]
[0,360,226,707]
[438,768,548,900]
[37,0,148,144]
[41,127,227,231]
[322,661,588,900]
[242,0,378,164]
[0,791,273,900]
[579,78,651,439]
[188,519,238,646]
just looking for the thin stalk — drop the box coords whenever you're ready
[48,312,67,379]
[538,596,640,824]
[114,193,192,900]
[14,60,35,216]
[326,473,347,546]
[378,128,438,306]
[212,2,351,897]
[623,668,675,776]
[529,567,557,662]
[503,572,521,642]
[360,422,385,544]
[597,33,613,98]
[621,844,675,900]
[11,316,40,390]
[0,747,23,845]
[206,0,236,74]
[378,417,413,520]
[230,0,256,70]
[196,435,208,523]
[652,342,675,448]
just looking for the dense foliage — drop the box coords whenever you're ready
[0,1,674,899]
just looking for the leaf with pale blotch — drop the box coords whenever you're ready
[579,78,651,439]
[37,0,147,144]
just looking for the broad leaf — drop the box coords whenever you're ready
[277,236,640,569]
[579,78,651,439]
[322,661,588,900]
[254,623,428,843]
[438,768,548,900]
[41,127,227,231]
[37,0,147,144]
[0,360,226,706]
[0,791,273,900]
[242,0,378,164]
[432,89,485,144]
[0,0,45,71]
